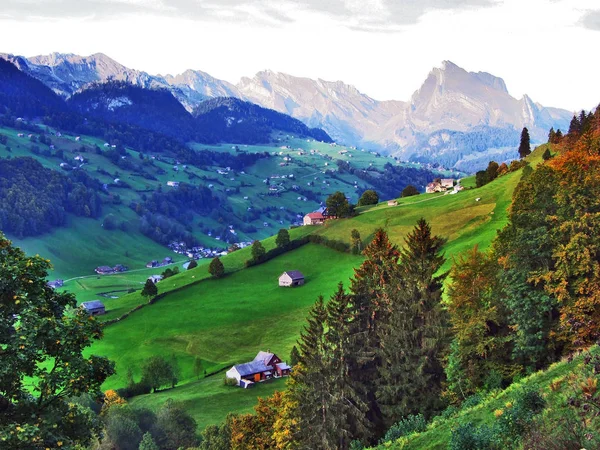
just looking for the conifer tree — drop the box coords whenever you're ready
[346,229,401,440]
[141,278,158,299]
[568,114,581,135]
[325,284,370,448]
[288,297,333,448]
[377,219,448,421]
[518,127,531,159]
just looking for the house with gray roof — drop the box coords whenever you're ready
[279,270,305,287]
[226,351,292,388]
[81,300,106,316]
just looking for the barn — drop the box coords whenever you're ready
[303,212,325,225]
[226,351,292,388]
[81,300,106,316]
[279,271,305,287]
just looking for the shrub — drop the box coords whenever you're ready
[440,405,459,419]
[224,377,238,387]
[381,414,427,443]
[349,440,364,450]
[462,393,483,409]
[449,422,496,450]
[483,370,504,392]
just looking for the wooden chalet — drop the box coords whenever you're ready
[81,300,106,316]
[226,351,292,388]
[303,211,325,225]
[279,270,305,287]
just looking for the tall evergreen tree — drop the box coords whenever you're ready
[379,219,449,420]
[288,297,332,449]
[445,246,516,400]
[518,127,531,159]
[325,284,370,448]
[568,114,581,135]
[346,229,401,440]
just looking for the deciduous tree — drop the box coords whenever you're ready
[209,256,225,278]
[358,190,379,206]
[0,233,115,448]
[275,228,290,248]
[401,185,420,197]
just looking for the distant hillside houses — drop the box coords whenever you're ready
[226,351,292,388]
[94,264,128,275]
[145,257,173,268]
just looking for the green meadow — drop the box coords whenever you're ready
[130,375,287,432]
[92,244,362,390]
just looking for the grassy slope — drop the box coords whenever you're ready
[92,244,362,389]
[316,169,520,272]
[381,348,595,449]
[131,374,287,433]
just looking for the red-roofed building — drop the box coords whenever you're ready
[303,211,325,225]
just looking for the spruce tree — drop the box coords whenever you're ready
[288,297,331,449]
[568,114,581,135]
[141,278,158,299]
[325,283,370,448]
[346,229,401,441]
[518,127,531,159]
[377,219,449,422]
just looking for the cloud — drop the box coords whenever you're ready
[0,0,499,30]
[580,10,600,31]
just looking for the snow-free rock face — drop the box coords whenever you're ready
[0,52,165,97]
[1,52,573,168]
[236,61,571,165]
[237,70,406,146]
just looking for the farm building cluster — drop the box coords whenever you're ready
[94,264,129,275]
[167,240,252,260]
[145,257,174,268]
[226,351,292,388]
[426,179,463,194]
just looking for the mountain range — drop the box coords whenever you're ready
[1,52,573,168]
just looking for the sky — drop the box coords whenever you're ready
[0,0,599,111]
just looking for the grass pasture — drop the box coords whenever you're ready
[92,244,362,390]
[315,168,521,272]
[130,375,287,433]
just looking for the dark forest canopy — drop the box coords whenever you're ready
[0,157,102,237]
